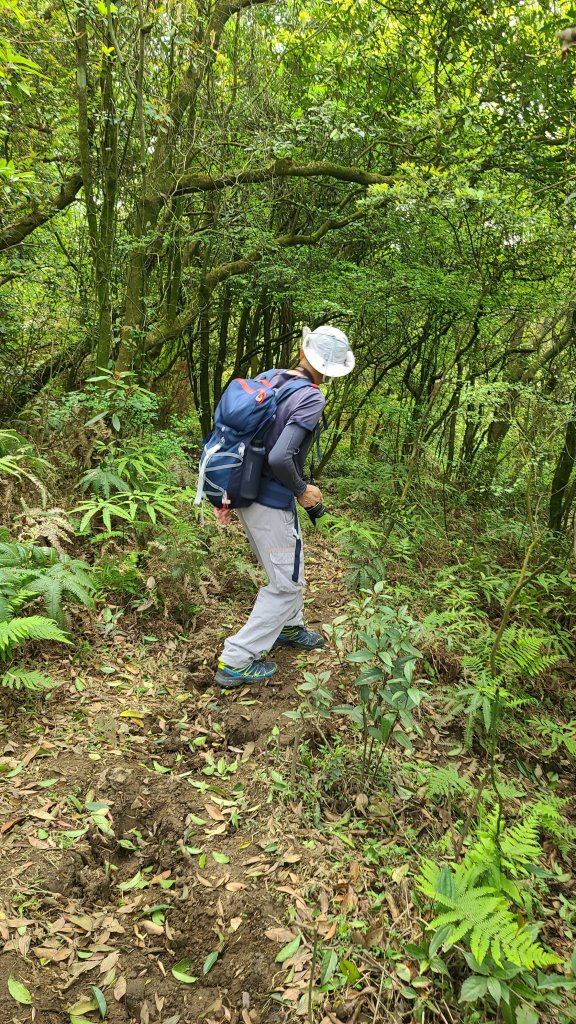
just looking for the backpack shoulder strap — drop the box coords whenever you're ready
[275,376,316,405]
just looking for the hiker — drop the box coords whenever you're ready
[214,325,355,689]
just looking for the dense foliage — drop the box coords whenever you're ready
[1,1,575,1022]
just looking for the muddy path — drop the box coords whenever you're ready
[0,527,349,1024]
[1,522,574,1024]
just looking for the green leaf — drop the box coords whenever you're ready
[393,730,414,751]
[203,951,219,975]
[7,976,32,1005]
[276,935,301,963]
[171,959,198,984]
[320,950,338,986]
[460,976,489,1001]
[91,986,107,1019]
[516,1007,539,1024]
[487,977,502,1003]
[347,649,373,663]
[117,870,148,892]
[571,944,576,977]
[211,851,230,864]
[340,959,361,983]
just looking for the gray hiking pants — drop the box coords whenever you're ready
[220,502,304,668]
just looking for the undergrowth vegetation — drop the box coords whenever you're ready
[0,373,574,1024]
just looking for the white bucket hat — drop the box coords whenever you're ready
[302,325,355,378]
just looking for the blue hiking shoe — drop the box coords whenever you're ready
[275,626,325,650]
[215,659,278,690]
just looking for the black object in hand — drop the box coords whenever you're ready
[306,501,326,525]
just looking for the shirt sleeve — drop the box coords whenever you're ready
[267,424,310,496]
[286,389,325,432]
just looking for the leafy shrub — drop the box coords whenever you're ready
[145,520,207,619]
[74,486,184,537]
[92,552,147,601]
[324,583,428,788]
[48,369,159,435]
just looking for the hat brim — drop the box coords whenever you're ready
[303,338,355,378]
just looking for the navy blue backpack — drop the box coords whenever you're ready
[194,372,313,510]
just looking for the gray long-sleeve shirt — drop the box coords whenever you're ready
[267,423,310,497]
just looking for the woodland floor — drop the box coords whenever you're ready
[0,526,574,1024]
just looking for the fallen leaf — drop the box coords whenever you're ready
[171,959,198,984]
[276,935,301,963]
[114,976,127,1001]
[264,928,295,943]
[68,996,98,1016]
[7,976,32,1005]
[33,946,70,962]
[99,950,119,973]
[203,951,219,975]
[205,803,226,821]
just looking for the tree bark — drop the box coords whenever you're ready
[549,404,576,532]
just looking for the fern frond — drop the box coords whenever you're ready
[418,852,561,970]
[1,666,59,691]
[0,616,70,658]
[424,765,475,801]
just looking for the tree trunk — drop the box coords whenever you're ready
[549,405,576,532]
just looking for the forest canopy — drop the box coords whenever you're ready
[0,0,575,532]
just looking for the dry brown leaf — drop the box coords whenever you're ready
[0,816,26,835]
[141,999,150,1024]
[205,803,225,821]
[99,950,120,973]
[264,928,294,943]
[196,873,214,888]
[68,914,93,932]
[114,975,127,1000]
[204,996,223,1016]
[141,920,164,936]
[229,917,242,932]
[225,882,247,892]
[22,745,41,767]
[32,946,70,961]
[206,823,227,835]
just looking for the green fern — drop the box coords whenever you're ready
[1,666,59,691]
[496,626,562,679]
[80,464,131,498]
[417,764,475,801]
[24,556,95,624]
[0,615,70,659]
[418,860,559,970]
[0,541,53,567]
[463,626,562,683]
[0,543,94,625]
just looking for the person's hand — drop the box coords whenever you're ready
[297,484,323,509]
[214,506,235,526]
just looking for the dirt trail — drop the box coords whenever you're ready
[0,527,348,1024]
